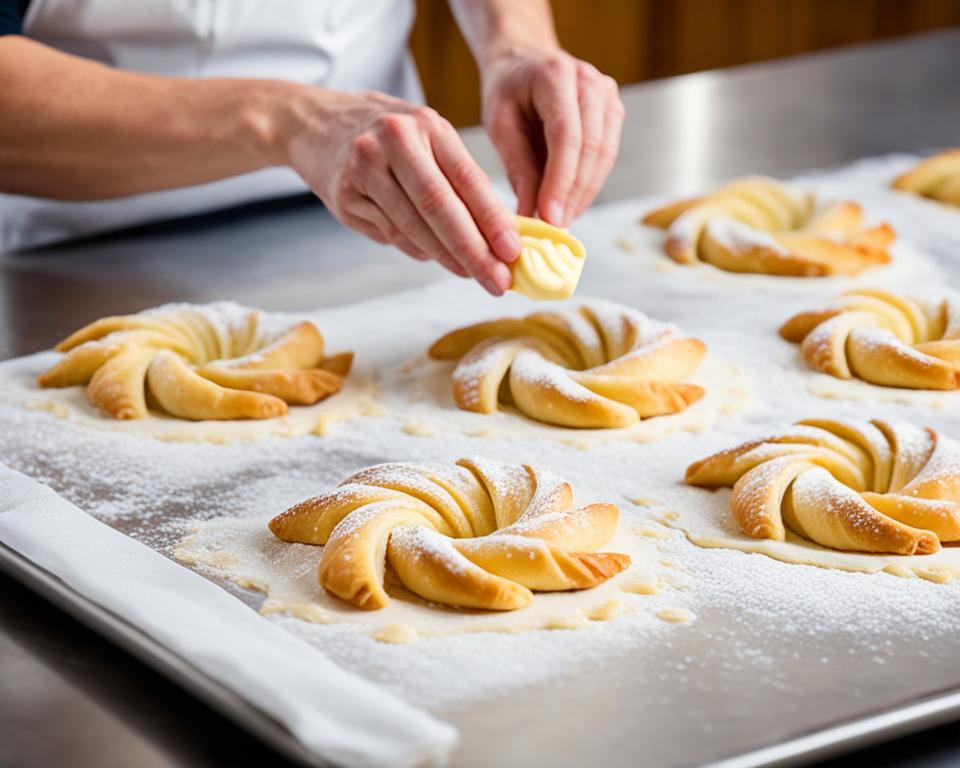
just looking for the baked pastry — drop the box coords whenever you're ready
[892,149,960,206]
[428,301,706,428]
[268,457,631,611]
[511,215,586,300]
[37,302,352,420]
[780,289,960,390]
[685,418,960,555]
[642,176,894,276]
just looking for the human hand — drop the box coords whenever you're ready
[482,46,625,227]
[285,89,520,295]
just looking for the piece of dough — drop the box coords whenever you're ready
[428,301,706,429]
[268,457,631,611]
[511,215,586,301]
[780,288,960,390]
[642,176,894,276]
[37,302,352,421]
[892,149,960,207]
[685,418,960,555]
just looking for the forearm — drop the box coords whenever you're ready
[448,0,559,69]
[0,36,307,200]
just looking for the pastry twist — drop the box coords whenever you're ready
[686,418,960,555]
[268,457,631,611]
[510,215,586,301]
[642,176,894,276]
[892,149,960,206]
[429,301,706,429]
[780,289,960,390]
[37,302,352,420]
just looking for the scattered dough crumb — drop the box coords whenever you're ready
[544,610,590,630]
[402,420,438,437]
[372,623,418,644]
[657,608,696,624]
[620,578,660,596]
[261,600,329,624]
[587,599,627,621]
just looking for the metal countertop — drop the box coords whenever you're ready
[3,29,960,768]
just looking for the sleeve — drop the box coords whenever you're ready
[0,0,26,36]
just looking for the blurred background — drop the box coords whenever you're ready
[411,0,960,127]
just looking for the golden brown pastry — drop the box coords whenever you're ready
[428,301,706,429]
[780,289,960,390]
[685,418,960,555]
[642,176,894,276]
[268,457,631,611]
[892,149,960,206]
[38,303,352,420]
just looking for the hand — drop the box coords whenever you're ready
[284,89,519,296]
[482,46,625,227]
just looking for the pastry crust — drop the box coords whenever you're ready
[892,149,960,206]
[685,418,960,555]
[268,457,631,611]
[511,215,586,301]
[37,303,352,421]
[780,289,960,390]
[642,176,894,276]
[428,301,706,429]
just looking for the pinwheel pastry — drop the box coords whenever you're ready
[269,457,631,611]
[428,301,706,429]
[780,289,960,390]
[510,215,586,301]
[685,418,960,555]
[37,302,352,420]
[642,176,894,276]
[892,149,960,206]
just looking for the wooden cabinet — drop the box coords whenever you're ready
[410,0,960,126]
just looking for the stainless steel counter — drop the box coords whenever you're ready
[3,29,960,768]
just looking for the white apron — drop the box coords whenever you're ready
[1,0,421,252]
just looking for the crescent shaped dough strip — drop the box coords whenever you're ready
[784,468,940,555]
[147,350,287,420]
[86,345,155,420]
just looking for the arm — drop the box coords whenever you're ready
[0,36,287,199]
[450,0,625,226]
[0,36,518,294]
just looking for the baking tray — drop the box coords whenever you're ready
[5,538,960,768]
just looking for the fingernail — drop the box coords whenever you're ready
[493,230,520,263]
[545,200,565,226]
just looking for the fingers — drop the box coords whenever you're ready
[532,57,582,227]
[432,117,521,264]
[486,106,541,218]
[362,170,470,277]
[348,193,469,278]
[570,69,624,220]
[383,109,513,295]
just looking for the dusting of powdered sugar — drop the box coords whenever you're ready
[3,152,960,725]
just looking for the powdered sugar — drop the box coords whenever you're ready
[3,153,960,748]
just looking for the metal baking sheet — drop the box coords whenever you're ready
[4,539,960,768]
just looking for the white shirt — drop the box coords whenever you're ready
[0,0,422,252]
